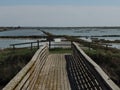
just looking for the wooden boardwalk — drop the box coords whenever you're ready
[3,43,120,90]
[29,53,111,90]
[34,54,71,90]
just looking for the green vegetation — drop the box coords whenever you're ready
[50,48,72,54]
[0,48,37,89]
[84,48,120,86]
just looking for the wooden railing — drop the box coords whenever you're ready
[10,40,45,50]
[10,40,71,50]
[3,42,119,90]
[3,44,49,90]
[71,42,120,90]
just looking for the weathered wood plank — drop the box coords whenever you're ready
[36,54,71,90]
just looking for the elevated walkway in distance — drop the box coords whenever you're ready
[3,42,120,90]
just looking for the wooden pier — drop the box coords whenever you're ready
[3,42,120,90]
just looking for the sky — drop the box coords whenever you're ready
[0,0,120,27]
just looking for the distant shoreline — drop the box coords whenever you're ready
[0,26,120,31]
[0,35,120,38]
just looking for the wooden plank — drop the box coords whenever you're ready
[36,54,71,90]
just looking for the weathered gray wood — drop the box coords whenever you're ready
[36,54,71,90]
[72,42,120,90]
[3,44,49,90]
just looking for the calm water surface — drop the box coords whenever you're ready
[0,29,44,36]
[0,39,39,49]
[42,28,120,36]
[0,29,120,49]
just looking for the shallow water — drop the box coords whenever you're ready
[42,28,120,36]
[0,28,120,49]
[109,43,120,49]
[0,39,39,49]
[0,29,44,36]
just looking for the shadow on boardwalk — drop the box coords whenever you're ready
[65,55,79,90]
[65,55,110,90]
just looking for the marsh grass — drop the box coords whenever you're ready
[0,48,37,88]
[84,49,120,86]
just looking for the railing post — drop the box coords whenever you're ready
[105,44,108,52]
[13,45,15,51]
[49,40,51,50]
[71,41,72,49]
[37,40,39,49]
[31,42,33,50]
[89,42,91,51]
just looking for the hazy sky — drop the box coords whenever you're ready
[0,0,120,26]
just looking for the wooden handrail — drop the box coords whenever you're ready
[3,44,49,90]
[10,40,47,50]
[72,42,120,90]
[10,41,71,50]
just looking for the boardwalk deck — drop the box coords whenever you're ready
[3,43,120,90]
[32,53,109,90]
[34,54,71,90]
